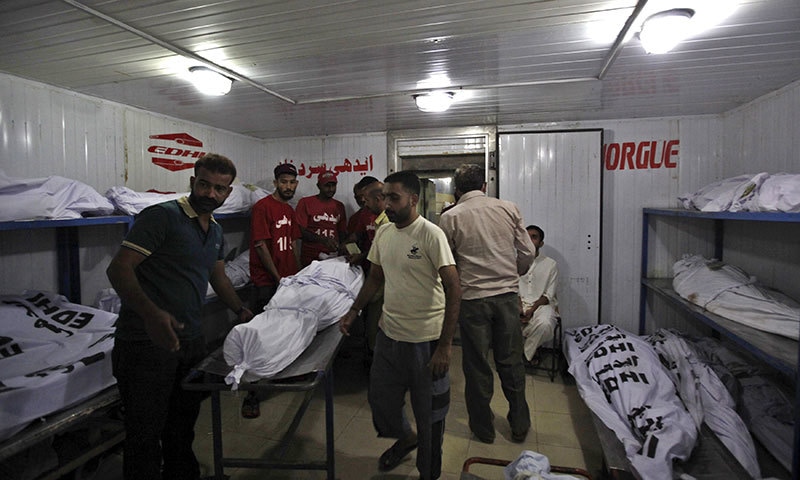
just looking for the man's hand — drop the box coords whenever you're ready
[237,307,255,324]
[323,237,339,252]
[338,309,358,336]
[520,307,534,325]
[429,343,451,376]
[144,310,183,352]
[347,251,367,265]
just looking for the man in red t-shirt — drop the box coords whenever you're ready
[244,162,302,418]
[346,179,369,235]
[296,170,348,267]
[345,176,379,262]
[249,163,302,307]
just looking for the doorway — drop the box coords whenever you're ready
[388,127,496,224]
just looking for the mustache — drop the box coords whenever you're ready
[190,194,222,213]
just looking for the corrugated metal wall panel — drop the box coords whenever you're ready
[721,80,800,302]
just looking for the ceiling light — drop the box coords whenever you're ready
[414,91,455,113]
[639,8,695,54]
[188,66,233,95]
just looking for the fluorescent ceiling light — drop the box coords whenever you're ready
[414,91,455,113]
[639,8,695,54]
[188,66,233,95]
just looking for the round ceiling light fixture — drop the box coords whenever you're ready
[414,91,455,113]
[639,8,695,54]
[188,66,233,95]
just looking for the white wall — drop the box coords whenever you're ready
[720,80,800,305]
[262,133,387,217]
[0,73,385,304]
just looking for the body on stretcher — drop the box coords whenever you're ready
[182,324,344,480]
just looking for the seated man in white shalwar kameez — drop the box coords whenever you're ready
[518,225,559,364]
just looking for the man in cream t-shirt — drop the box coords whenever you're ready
[339,171,461,480]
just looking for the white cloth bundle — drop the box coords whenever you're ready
[646,329,760,478]
[673,254,800,339]
[0,291,117,441]
[750,172,800,212]
[0,170,114,221]
[691,337,795,473]
[678,173,767,212]
[503,450,585,480]
[105,183,268,216]
[678,172,800,212]
[223,258,363,388]
[206,249,251,298]
[564,325,697,480]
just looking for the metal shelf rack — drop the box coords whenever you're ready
[639,207,800,480]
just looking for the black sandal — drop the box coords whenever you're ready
[378,439,417,471]
[241,392,260,419]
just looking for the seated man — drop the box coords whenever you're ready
[519,225,559,365]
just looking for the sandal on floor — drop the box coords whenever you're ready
[241,393,260,419]
[378,439,417,471]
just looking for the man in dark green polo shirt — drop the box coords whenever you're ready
[107,153,254,480]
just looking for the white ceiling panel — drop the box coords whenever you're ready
[0,0,798,138]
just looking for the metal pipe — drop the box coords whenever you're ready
[297,77,599,105]
[597,0,649,80]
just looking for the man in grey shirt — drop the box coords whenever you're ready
[439,163,536,444]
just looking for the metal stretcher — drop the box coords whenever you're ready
[461,456,592,480]
[182,324,344,480]
[588,410,755,480]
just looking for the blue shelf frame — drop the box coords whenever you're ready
[0,212,250,304]
[639,207,800,480]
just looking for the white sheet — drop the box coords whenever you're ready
[678,172,800,213]
[678,173,767,212]
[0,291,117,442]
[691,337,795,473]
[673,254,800,340]
[645,329,760,478]
[503,450,585,480]
[0,170,115,222]
[105,183,268,216]
[750,172,800,212]
[205,249,251,298]
[564,325,697,480]
[223,257,363,388]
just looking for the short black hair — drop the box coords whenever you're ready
[356,176,380,192]
[454,164,484,193]
[384,171,420,195]
[526,224,544,241]
[195,153,236,183]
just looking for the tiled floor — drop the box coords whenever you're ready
[91,341,602,480]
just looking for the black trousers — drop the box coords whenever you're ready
[112,336,207,480]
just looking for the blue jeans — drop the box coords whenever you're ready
[369,329,449,480]
[112,336,207,480]
[459,292,530,440]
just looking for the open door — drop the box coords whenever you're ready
[498,130,603,328]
